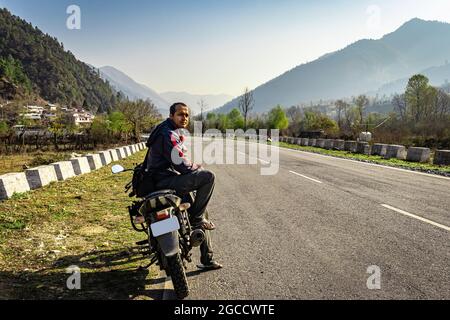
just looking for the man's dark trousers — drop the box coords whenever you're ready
[154,169,215,265]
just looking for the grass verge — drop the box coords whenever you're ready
[278,142,450,176]
[0,150,161,300]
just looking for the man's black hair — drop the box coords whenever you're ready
[170,102,188,116]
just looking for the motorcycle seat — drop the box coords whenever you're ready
[143,189,176,199]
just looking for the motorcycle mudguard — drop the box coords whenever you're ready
[156,231,180,257]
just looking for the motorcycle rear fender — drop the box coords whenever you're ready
[156,231,179,257]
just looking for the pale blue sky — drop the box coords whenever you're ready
[1,0,450,96]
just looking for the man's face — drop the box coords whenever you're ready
[170,105,190,129]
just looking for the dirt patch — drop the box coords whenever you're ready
[76,225,109,236]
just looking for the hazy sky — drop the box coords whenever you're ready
[1,0,450,96]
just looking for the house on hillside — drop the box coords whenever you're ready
[72,109,95,126]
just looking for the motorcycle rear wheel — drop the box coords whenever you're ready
[166,253,189,299]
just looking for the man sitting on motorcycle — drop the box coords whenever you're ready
[145,102,222,270]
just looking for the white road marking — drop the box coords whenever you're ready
[289,170,323,184]
[381,204,450,232]
[277,144,450,181]
[243,140,450,182]
[237,151,270,164]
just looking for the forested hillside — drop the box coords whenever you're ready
[0,8,116,113]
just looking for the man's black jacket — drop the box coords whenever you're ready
[145,118,199,181]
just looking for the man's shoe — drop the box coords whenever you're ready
[193,219,216,231]
[197,261,223,271]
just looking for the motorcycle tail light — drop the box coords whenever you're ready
[156,209,170,221]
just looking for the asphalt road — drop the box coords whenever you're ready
[160,140,449,299]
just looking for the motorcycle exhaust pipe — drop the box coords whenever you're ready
[190,229,205,247]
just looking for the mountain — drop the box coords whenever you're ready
[98,66,170,114]
[0,8,116,113]
[376,63,450,96]
[160,91,233,115]
[216,18,450,114]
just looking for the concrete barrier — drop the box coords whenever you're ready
[98,151,112,166]
[127,145,134,155]
[109,149,119,162]
[333,140,345,150]
[294,138,301,145]
[356,142,371,155]
[324,139,334,150]
[406,147,431,163]
[385,145,407,160]
[433,150,450,165]
[309,139,316,147]
[116,148,126,159]
[344,141,357,152]
[52,161,76,181]
[70,157,91,175]
[316,139,326,148]
[301,138,309,146]
[0,173,30,199]
[371,144,388,157]
[86,154,103,170]
[25,165,58,190]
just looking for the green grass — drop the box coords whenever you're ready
[278,142,450,175]
[0,150,160,300]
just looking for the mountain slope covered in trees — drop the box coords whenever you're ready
[217,18,450,114]
[0,8,116,113]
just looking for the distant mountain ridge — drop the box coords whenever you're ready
[98,66,170,114]
[98,66,233,115]
[160,91,233,114]
[216,18,450,114]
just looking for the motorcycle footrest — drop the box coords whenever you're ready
[136,240,148,246]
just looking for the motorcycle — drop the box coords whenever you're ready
[111,164,206,299]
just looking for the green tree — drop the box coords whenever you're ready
[108,111,131,135]
[227,108,244,129]
[268,105,288,130]
[90,115,110,145]
[0,120,9,136]
[405,74,434,122]
[217,114,229,132]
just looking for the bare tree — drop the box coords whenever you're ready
[118,99,161,142]
[355,95,369,129]
[238,87,254,130]
[335,100,348,130]
[197,99,208,122]
[392,94,407,121]
[196,99,208,133]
